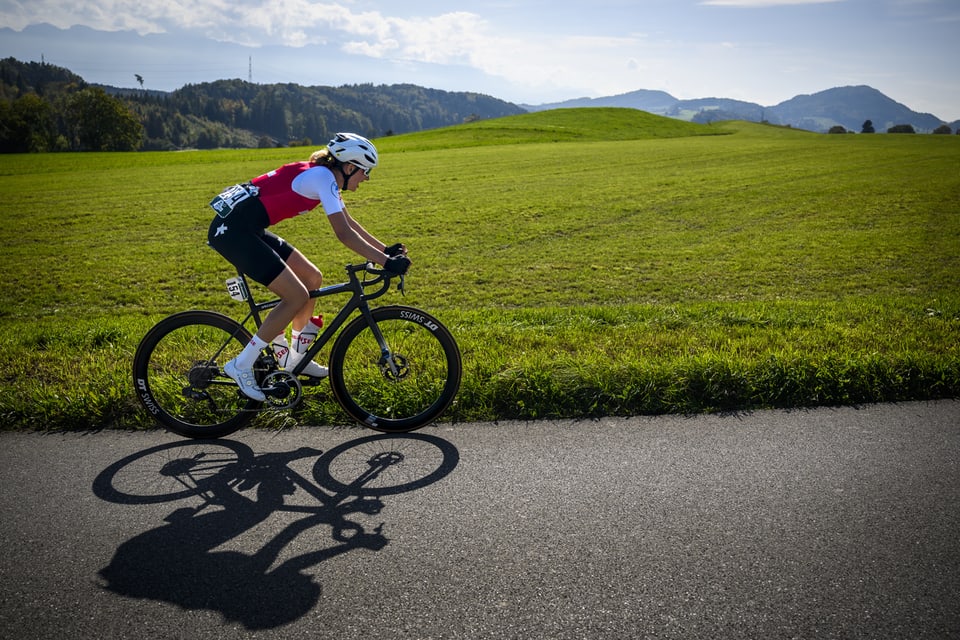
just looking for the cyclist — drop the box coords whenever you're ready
[207,133,411,401]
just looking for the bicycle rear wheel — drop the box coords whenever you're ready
[133,310,260,439]
[328,305,461,433]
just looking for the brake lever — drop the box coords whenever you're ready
[398,274,406,296]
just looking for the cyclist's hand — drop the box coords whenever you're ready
[384,242,407,257]
[384,254,411,275]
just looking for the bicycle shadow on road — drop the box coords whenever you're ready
[92,432,459,630]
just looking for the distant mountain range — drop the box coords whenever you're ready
[523,86,957,133]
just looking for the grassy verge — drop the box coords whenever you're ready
[1,110,957,430]
[0,296,955,429]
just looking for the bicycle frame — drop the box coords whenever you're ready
[231,263,399,378]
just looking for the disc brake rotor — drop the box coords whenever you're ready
[378,353,410,381]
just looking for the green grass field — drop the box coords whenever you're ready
[1,108,958,430]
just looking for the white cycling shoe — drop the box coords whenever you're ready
[223,358,266,401]
[289,349,329,378]
[274,342,329,378]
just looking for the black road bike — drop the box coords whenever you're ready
[133,263,461,439]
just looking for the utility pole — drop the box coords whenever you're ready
[249,56,252,83]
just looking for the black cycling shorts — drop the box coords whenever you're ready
[207,195,294,286]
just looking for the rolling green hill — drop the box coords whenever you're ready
[1,109,957,429]
[378,107,734,151]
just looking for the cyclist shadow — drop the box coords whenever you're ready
[94,433,459,630]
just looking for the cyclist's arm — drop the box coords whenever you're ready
[327,210,387,265]
[342,207,387,252]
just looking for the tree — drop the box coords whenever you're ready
[63,87,143,151]
[0,93,57,152]
[887,124,915,134]
[828,125,847,134]
[861,120,875,134]
[933,124,952,135]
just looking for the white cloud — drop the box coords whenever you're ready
[391,12,489,64]
[0,0,650,93]
[336,11,492,65]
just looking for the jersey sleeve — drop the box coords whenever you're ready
[292,166,344,215]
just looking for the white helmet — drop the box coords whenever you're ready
[327,133,378,172]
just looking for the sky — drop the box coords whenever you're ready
[1,0,958,121]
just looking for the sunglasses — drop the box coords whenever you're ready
[349,163,371,177]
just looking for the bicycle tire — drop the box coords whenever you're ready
[328,305,461,433]
[133,310,261,439]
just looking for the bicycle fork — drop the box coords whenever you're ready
[358,305,406,381]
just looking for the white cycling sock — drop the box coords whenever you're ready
[292,329,317,354]
[292,316,323,354]
[235,334,269,369]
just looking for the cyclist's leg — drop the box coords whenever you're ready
[283,248,323,333]
[208,204,309,344]
[208,203,308,397]
[257,268,309,342]
[276,246,328,377]
[260,234,323,335]
[220,266,309,400]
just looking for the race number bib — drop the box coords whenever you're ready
[210,184,259,218]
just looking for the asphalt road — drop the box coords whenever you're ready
[1,400,958,640]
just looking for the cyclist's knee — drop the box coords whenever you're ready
[287,283,310,308]
[303,267,323,290]
[269,271,310,307]
[287,250,322,289]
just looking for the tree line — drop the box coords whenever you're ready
[827,119,956,135]
[0,57,524,152]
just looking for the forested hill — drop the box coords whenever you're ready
[0,57,525,151]
[125,79,526,150]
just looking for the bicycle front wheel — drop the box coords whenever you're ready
[133,310,260,439]
[329,306,462,433]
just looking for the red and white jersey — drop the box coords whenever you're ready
[251,162,345,225]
